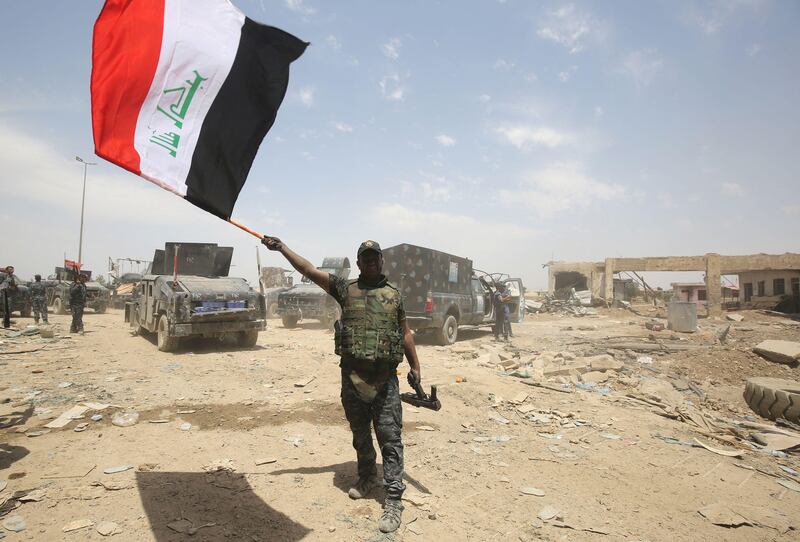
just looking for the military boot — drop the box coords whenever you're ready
[348,475,378,499]
[378,499,404,533]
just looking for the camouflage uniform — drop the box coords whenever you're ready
[330,273,407,501]
[1,273,15,329]
[30,281,48,324]
[69,282,86,333]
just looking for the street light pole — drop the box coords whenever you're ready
[75,156,97,265]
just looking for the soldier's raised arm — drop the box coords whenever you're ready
[261,236,331,293]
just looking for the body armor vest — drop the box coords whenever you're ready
[335,280,404,363]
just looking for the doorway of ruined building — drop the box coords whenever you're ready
[553,271,588,295]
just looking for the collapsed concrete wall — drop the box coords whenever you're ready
[546,252,800,317]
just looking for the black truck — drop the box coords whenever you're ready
[382,243,524,345]
[125,243,266,351]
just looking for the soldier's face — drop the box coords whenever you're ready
[358,251,382,279]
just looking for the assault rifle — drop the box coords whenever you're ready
[401,371,441,411]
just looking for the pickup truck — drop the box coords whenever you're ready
[382,243,524,345]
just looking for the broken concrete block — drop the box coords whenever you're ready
[581,371,609,384]
[753,340,800,365]
[726,313,744,322]
[586,354,624,371]
[476,353,501,367]
[544,361,590,377]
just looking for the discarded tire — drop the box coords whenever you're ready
[743,377,800,424]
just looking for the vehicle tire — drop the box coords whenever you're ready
[238,329,259,347]
[95,305,107,314]
[282,315,299,328]
[53,297,66,315]
[743,377,800,424]
[157,314,179,352]
[267,302,279,319]
[437,314,458,345]
[20,304,31,318]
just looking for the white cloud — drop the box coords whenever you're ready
[686,0,763,35]
[594,106,604,118]
[619,49,663,88]
[326,35,341,51]
[333,122,353,133]
[493,58,516,70]
[495,125,569,150]
[298,87,314,107]
[782,204,800,215]
[285,0,315,15]
[536,4,599,54]
[657,192,676,209]
[380,73,406,101]
[435,134,456,147]
[383,38,402,59]
[721,182,746,197]
[500,162,625,218]
[479,94,492,103]
[557,66,577,83]
[369,204,537,244]
[746,43,762,57]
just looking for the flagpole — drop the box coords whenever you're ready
[227,218,264,240]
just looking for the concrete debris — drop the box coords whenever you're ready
[520,487,545,496]
[62,518,94,532]
[44,405,90,429]
[726,313,744,322]
[2,515,26,532]
[179,422,192,431]
[103,465,134,474]
[18,489,45,502]
[96,521,121,536]
[752,340,800,365]
[537,505,562,521]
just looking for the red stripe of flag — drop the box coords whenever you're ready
[91,0,164,175]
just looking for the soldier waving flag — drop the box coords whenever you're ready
[91,0,307,222]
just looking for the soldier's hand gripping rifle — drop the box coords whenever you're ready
[401,371,441,411]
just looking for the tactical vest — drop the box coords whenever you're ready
[335,280,404,363]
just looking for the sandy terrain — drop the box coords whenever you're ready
[1,307,799,541]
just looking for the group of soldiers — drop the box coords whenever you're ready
[0,265,88,333]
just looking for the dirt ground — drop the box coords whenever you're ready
[1,307,799,541]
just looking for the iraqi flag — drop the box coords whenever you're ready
[91,0,307,219]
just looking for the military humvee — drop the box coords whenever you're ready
[46,267,110,314]
[125,243,266,351]
[259,267,294,318]
[277,257,350,328]
[0,271,31,318]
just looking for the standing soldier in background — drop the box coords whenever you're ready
[1,266,17,329]
[262,236,421,534]
[30,274,48,325]
[493,282,512,342]
[69,274,87,334]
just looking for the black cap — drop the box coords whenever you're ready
[357,240,382,257]
[35,274,41,280]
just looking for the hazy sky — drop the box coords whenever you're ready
[1,0,798,289]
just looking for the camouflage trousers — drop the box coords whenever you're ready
[340,369,406,500]
[70,305,84,333]
[32,297,48,323]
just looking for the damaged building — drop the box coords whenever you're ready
[547,252,800,316]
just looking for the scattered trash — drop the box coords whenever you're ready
[780,466,799,477]
[91,414,103,422]
[179,422,192,431]
[62,519,94,533]
[283,435,304,446]
[416,425,436,432]
[538,505,562,521]
[58,382,73,389]
[73,423,89,432]
[148,419,169,424]
[0,480,6,493]
[25,430,49,438]
[2,515,26,532]
[18,489,45,502]
[495,435,511,442]
[255,458,277,466]
[600,433,622,440]
[692,438,744,458]
[636,356,654,364]
[520,487,545,496]
[45,405,90,429]
[103,465,134,475]
[777,479,800,493]
[176,410,196,415]
[111,411,139,427]
[294,376,316,387]
[96,521,121,536]
[575,383,611,395]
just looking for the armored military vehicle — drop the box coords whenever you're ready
[382,243,524,345]
[109,272,143,309]
[277,257,350,328]
[0,270,31,318]
[125,242,266,351]
[259,267,294,318]
[46,267,110,314]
